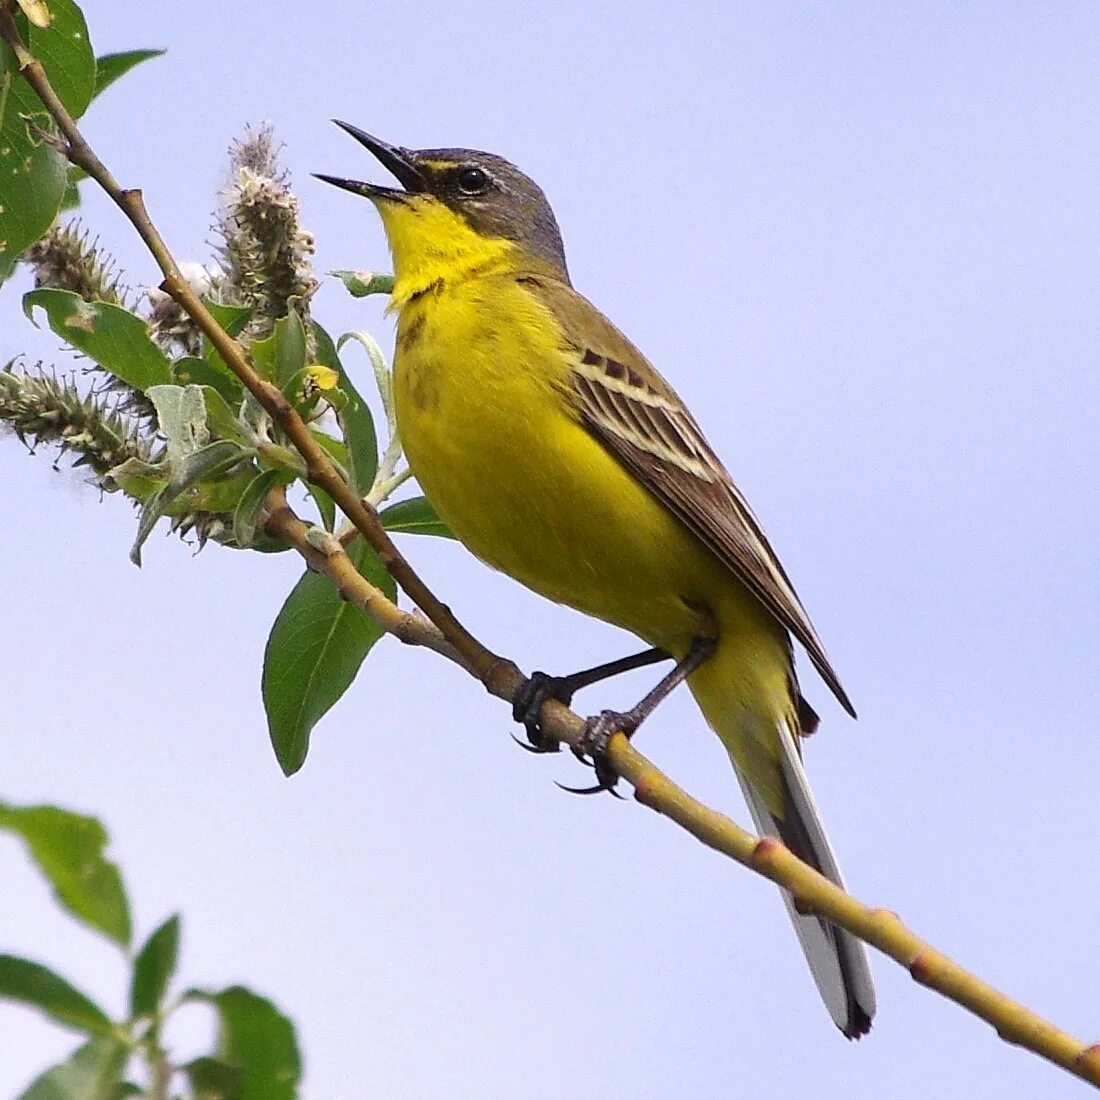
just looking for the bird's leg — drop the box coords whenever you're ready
[512,647,671,753]
[562,635,717,795]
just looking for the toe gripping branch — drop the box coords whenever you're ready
[511,637,716,796]
[511,647,670,753]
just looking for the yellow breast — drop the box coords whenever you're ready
[391,273,725,653]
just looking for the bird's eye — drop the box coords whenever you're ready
[456,166,490,195]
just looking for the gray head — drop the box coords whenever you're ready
[316,121,569,280]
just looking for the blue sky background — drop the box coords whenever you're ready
[2,2,1099,1096]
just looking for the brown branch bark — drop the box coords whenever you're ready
[4,7,1098,1089]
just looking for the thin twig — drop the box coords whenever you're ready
[4,10,1099,1088]
[263,489,470,670]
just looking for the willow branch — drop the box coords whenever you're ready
[4,10,1098,1089]
[0,2,509,690]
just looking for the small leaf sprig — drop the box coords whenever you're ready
[2,53,452,769]
[0,799,301,1099]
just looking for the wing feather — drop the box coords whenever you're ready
[529,275,856,717]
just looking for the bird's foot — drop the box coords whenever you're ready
[511,671,573,754]
[557,709,637,798]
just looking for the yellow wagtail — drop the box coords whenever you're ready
[318,122,875,1037]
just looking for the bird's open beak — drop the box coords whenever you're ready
[314,120,426,203]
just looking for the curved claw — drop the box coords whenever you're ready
[553,709,638,797]
[509,731,558,755]
[555,780,626,800]
[570,745,595,768]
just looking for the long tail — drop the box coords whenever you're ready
[689,644,876,1038]
[733,731,876,1038]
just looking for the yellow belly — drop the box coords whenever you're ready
[392,276,758,656]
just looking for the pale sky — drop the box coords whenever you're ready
[2,3,1099,1097]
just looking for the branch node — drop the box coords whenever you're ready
[868,906,902,928]
[908,948,941,987]
[304,526,341,555]
[483,655,522,697]
[1075,1044,1100,1075]
[30,116,66,154]
[264,387,294,419]
[631,772,663,810]
[749,835,785,872]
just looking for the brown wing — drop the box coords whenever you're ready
[525,274,856,718]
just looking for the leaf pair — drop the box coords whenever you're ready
[0,913,176,1032]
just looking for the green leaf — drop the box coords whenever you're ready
[92,49,164,101]
[308,322,341,370]
[0,956,112,1035]
[18,1036,129,1100]
[118,385,257,554]
[108,461,260,516]
[305,426,344,529]
[203,301,253,337]
[0,803,131,946]
[0,134,65,277]
[178,467,263,517]
[16,1,96,116]
[183,1057,243,1100]
[273,310,306,388]
[56,161,86,216]
[379,496,455,539]
[331,269,395,297]
[262,538,395,775]
[233,469,286,549]
[173,356,242,403]
[148,384,210,459]
[60,177,82,212]
[312,322,377,495]
[128,914,179,1021]
[197,302,253,388]
[201,387,252,446]
[0,0,95,271]
[308,485,336,532]
[256,443,306,478]
[188,987,300,1100]
[129,439,248,565]
[309,428,349,476]
[248,331,277,381]
[23,290,172,392]
[235,533,292,556]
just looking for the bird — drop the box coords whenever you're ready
[317,121,876,1038]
